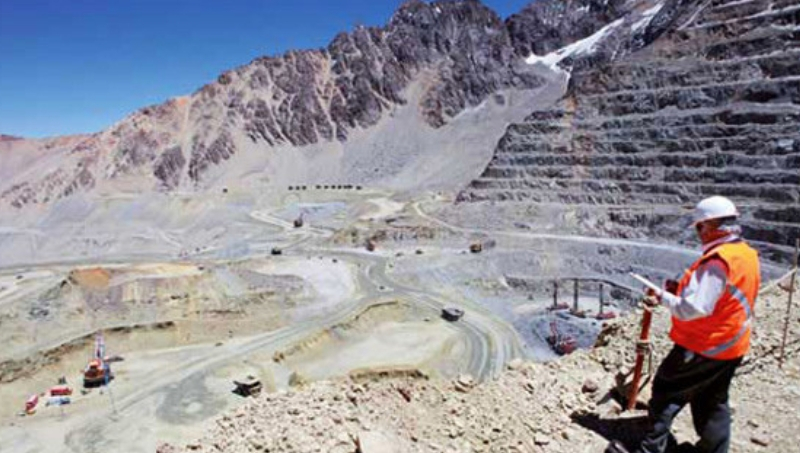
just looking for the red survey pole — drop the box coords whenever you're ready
[627,303,653,411]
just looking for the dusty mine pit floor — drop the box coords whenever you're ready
[0,192,789,452]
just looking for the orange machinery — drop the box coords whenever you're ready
[83,333,112,388]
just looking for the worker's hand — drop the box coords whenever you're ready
[642,292,661,308]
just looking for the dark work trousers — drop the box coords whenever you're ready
[638,345,743,453]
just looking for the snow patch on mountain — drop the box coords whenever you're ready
[632,1,665,32]
[525,18,625,73]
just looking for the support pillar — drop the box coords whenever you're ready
[599,282,604,315]
[573,279,579,312]
[553,280,558,309]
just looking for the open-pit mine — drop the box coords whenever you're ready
[1,0,799,452]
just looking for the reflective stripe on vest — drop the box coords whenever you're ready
[701,283,753,357]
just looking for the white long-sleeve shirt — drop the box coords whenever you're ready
[660,235,739,321]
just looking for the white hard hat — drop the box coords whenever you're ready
[692,196,739,225]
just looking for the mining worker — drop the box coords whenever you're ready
[612,196,761,453]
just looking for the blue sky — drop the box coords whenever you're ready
[0,0,532,138]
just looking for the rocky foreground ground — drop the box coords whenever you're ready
[161,277,800,453]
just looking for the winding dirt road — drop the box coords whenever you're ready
[3,195,780,453]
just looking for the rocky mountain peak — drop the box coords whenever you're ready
[6,0,795,253]
[507,0,630,57]
[389,0,501,27]
[2,0,553,208]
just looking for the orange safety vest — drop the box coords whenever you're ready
[670,240,761,360]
